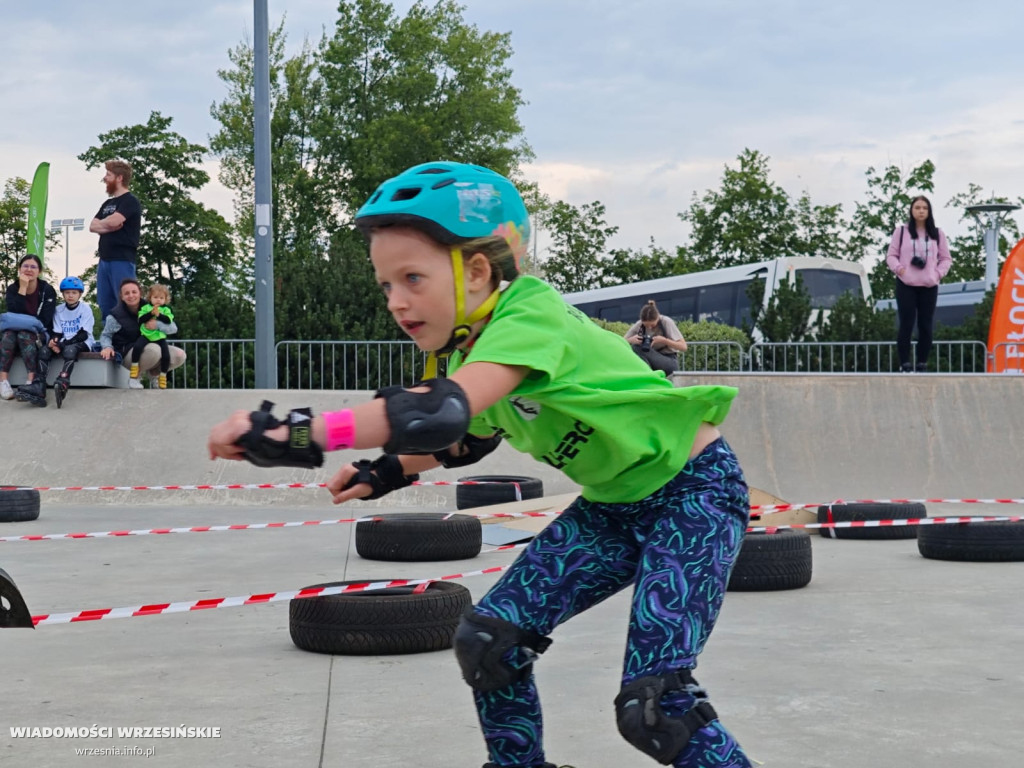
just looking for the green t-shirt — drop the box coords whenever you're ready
[449,276,737,503]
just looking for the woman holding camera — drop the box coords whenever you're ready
[886,196,952,373]
[624,299,688,376]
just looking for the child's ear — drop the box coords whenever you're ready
[465,251,494,290]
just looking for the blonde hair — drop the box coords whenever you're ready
[105,159,133,187]
[147,284,171,303]
[458,235,518,288]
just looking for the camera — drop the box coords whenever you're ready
[640,331,653,353]
[910,255,926,269]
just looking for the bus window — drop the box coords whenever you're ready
[736,278,761,327]
[669,289,697,321]
[597,305,621,322]
[698,283,738,325]
[796,269,863,308]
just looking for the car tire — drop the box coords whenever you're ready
[355,512,482,561]
[289,580,472,655]
[0,488,40,523]
[455,475,544,510]
[816,503,924,540]
[728,529,813,591]
[917,521,1024,562]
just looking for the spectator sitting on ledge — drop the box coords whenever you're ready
[98,277,186,388]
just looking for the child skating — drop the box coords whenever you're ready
[207,161,752,768]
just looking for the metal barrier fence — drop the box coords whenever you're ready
[748,340,990,374]
[675,342,746,373]
[167,338,1001,389]
[990,342,1024,374]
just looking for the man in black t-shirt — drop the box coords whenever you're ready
[89,159,142,322]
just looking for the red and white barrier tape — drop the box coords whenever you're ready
[31,566,512,627]
[753,498,1024,514]
[3,512,1019,545]
[0,479,516,493]
[3,483,1022,513]
[748,515,1023,534]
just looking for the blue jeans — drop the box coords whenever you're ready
[471,438,752,768]
[97,260,137,322]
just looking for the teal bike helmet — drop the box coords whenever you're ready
[356,161,532,378]
[59,276,85,292]
[355,161,530,279]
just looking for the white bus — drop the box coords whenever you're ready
[561,256,871,337]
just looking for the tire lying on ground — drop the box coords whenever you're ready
[0,488,40,523]
[456,475,544,510]
[816,503,925,540]
[727,529,812,591]
[355,512,482,561]
[918,521,1024,562]
[290,580,472,655]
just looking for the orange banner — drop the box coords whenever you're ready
[988,236,1024,372]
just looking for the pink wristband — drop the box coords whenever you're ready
[322,409,356,452]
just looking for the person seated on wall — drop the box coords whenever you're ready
[0,254,58,406]
[624,299,688,377]
[98,278,186,388]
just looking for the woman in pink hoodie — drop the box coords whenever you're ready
[886,196,952,372]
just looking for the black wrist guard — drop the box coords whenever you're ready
[432,433,503,469]
[341,454,420,500]
[237,400,324,469]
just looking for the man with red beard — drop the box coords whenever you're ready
[89,159,142,322]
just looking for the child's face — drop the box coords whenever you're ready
[371,228,460,352]
[150,293,166,307]
[62,289,82,304]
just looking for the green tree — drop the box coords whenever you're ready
[678,149,797,269]
[848,159,936,300]
[744,276,812,343]
[79,111,250,338]
[210,1,532,342]
[678,149,853,270]
[541,200,619,292]
[0,177,59,292]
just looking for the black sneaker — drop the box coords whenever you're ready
[915,363,928,373]
[899,363,913,373]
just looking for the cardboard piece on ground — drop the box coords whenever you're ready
[473,492,578,545]
[748,486,816,528]
[475,487,810,545]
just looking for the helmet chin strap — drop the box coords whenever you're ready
[423,247,500,380]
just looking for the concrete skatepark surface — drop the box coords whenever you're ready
[1,377,1022,767]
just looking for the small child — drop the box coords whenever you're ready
[45,276,97,409]
[130,284,174,389]
[208,162,752,768]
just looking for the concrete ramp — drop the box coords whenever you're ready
[0,376,1020,507]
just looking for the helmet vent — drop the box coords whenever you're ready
[431,178,456,190]
[390,187,422,202]
[417,167,449,174]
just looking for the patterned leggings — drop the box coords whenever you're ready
[472,439,751,768]
[0,330,42,375]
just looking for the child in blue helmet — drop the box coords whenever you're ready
[45,276,97,408]
[207,161,752,768]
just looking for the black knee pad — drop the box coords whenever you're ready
[61,345,79,361]
[453,610,552,692]
[614,669,718,765]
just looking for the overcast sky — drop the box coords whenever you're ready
[3,0,1024,279]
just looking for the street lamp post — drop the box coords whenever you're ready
[48,218,85,278]
[965,202,1022,289]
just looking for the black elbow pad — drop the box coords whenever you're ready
[376,378,471,455]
